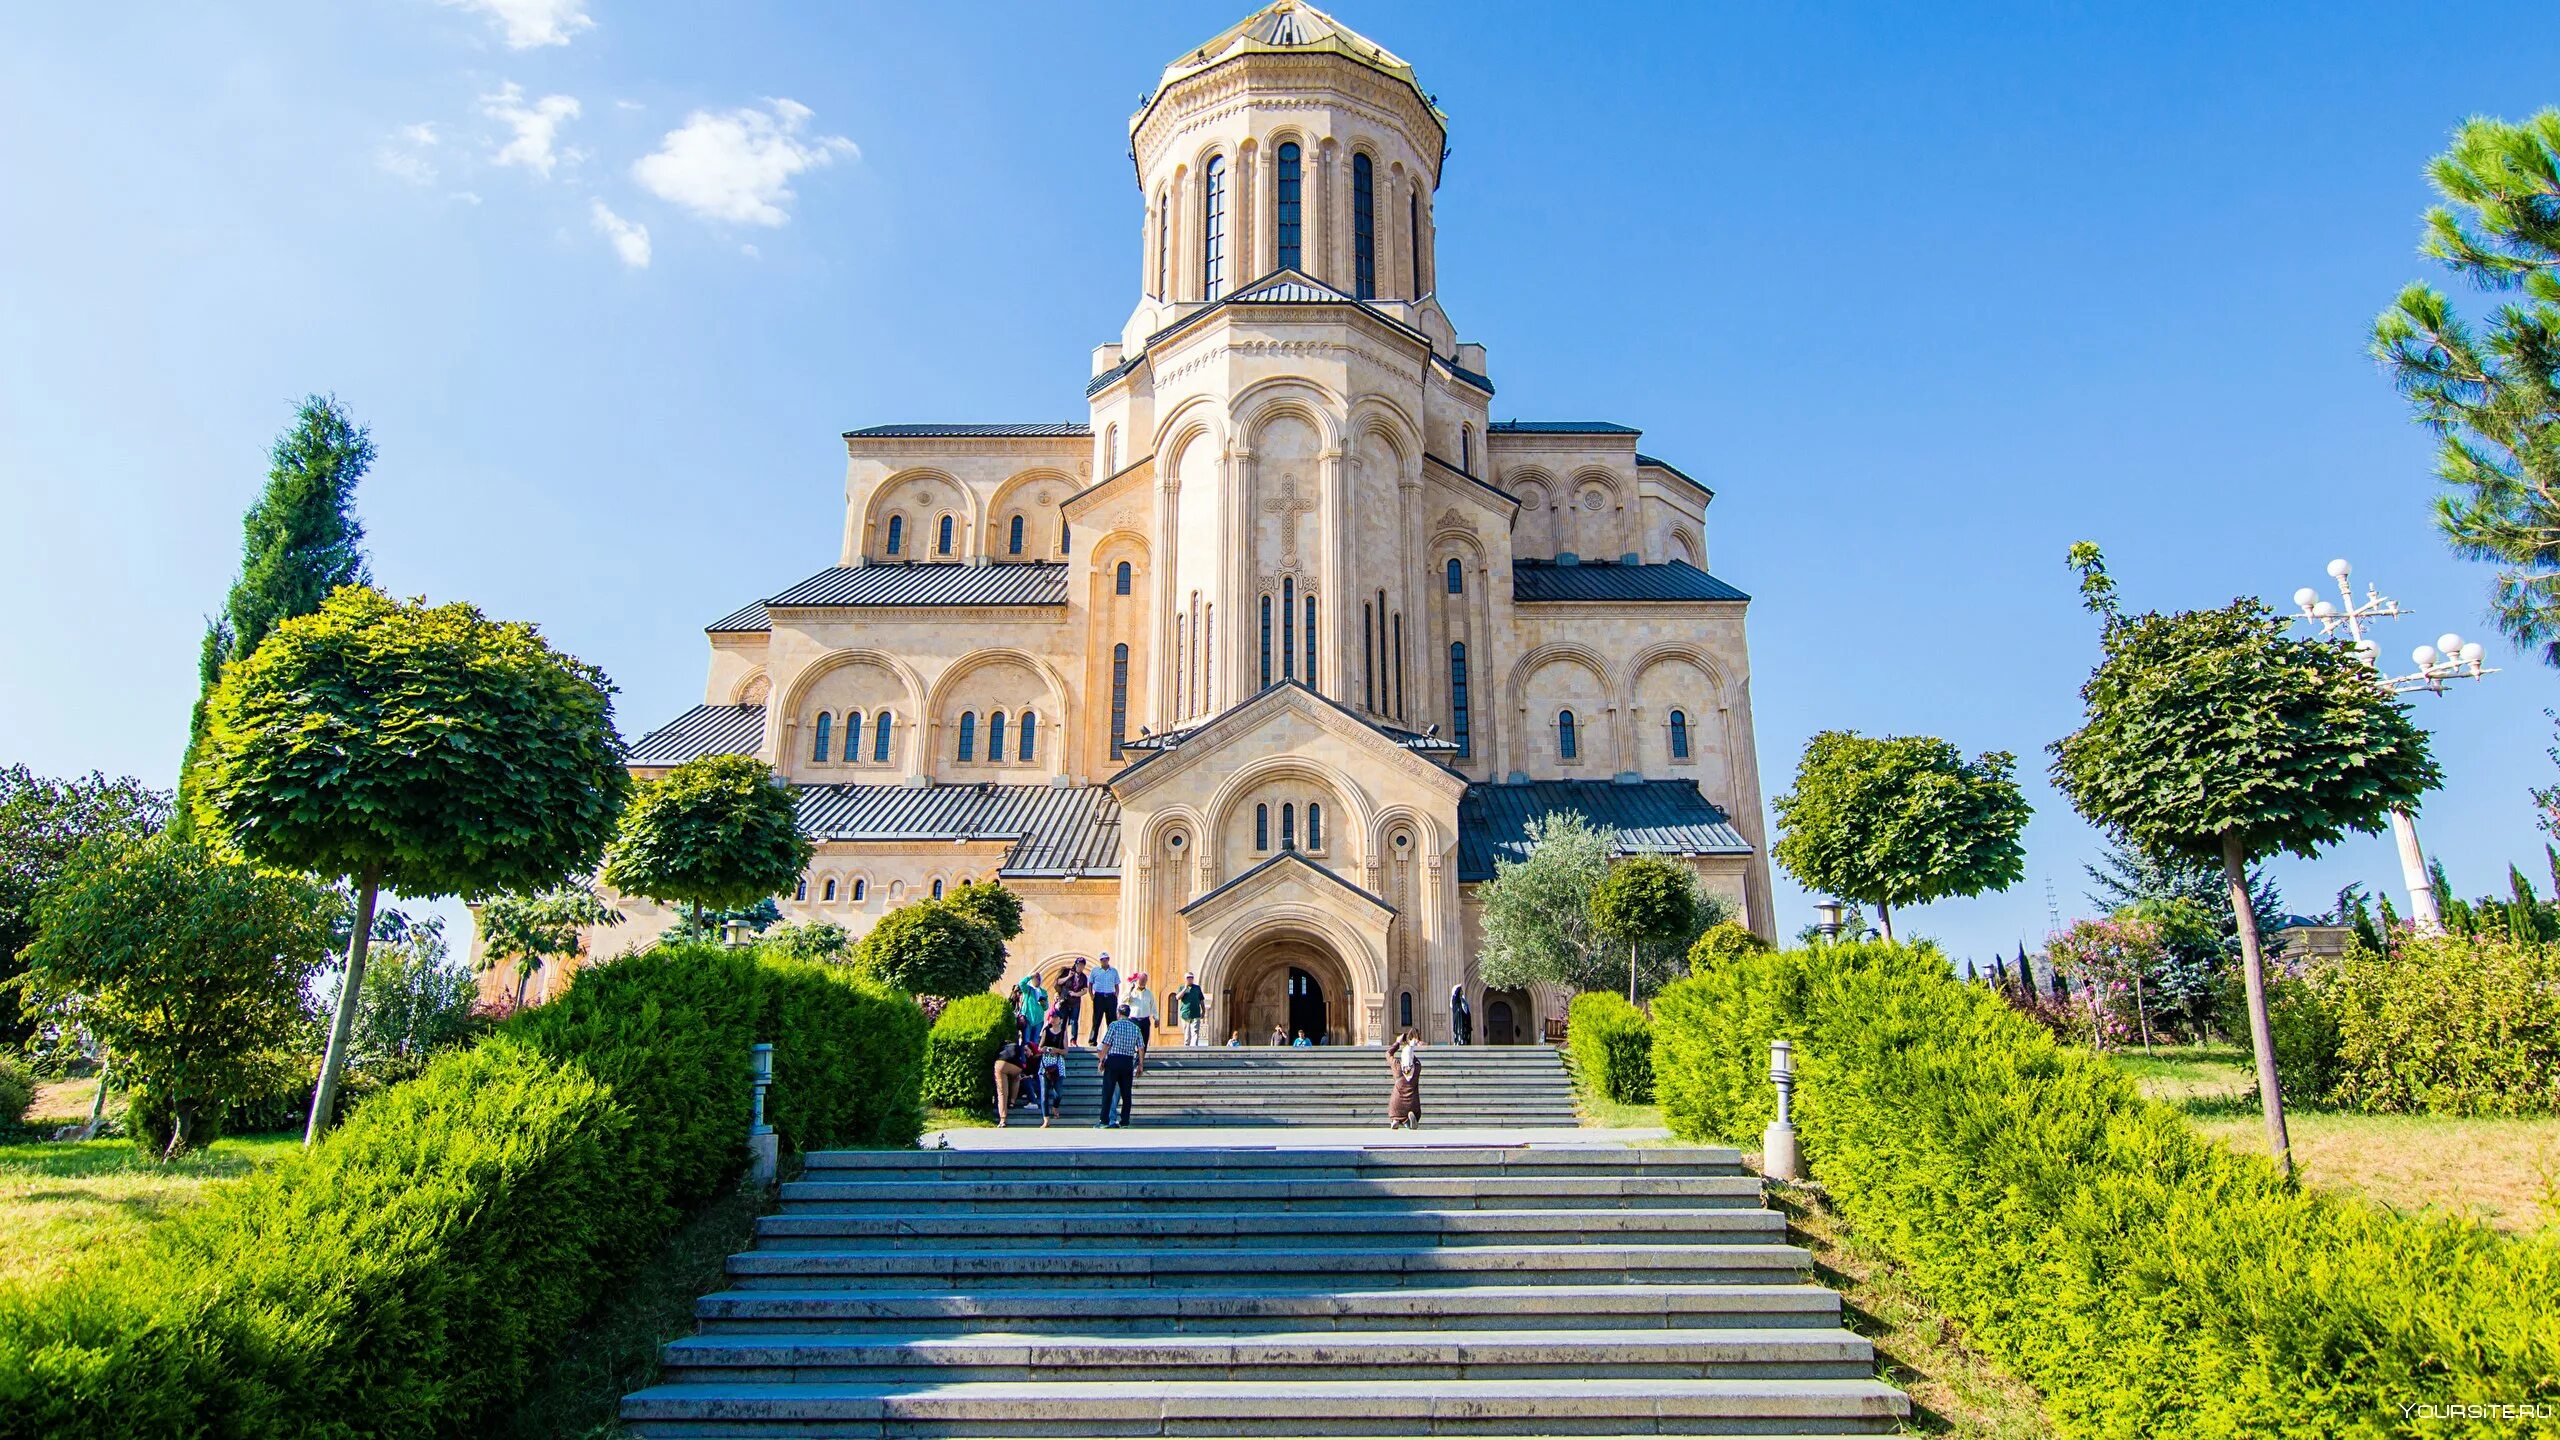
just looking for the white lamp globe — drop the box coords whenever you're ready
[2313,600,2336,619]
[2293,587,2320,609]
[2327,558,2352,579]
[2413,645,2439,667]
[2438,633,2463,656]
[2462,642,2486,664]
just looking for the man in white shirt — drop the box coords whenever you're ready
[1086,953,1123,1045]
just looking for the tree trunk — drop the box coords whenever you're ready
[1628,940,1639,1005]
[307,865,380,1146]
[2221,834,2292,1180]
[514,962,535,1012]
[1875,902,1894,943]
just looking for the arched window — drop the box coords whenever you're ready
[1255,803,1270,852]
[844,710,863,762]
[852,878,866,902]
[931,878,944,900]
[1281,578,1296,680]
[1400,991,1413,1028]
[1558,709,1579,761]
[1110,644,1130,759]
[1461,426,1472,475]
[957,711,977,762]
[937,514,954,555]
[1304,593,1317,686]
[1408,188,1421,295]
[1155,188,1169,298]
[1105,423,1120,472]
[1115,560,1133,596]
[822,878,837,902]
[1670,708,1692,761]
[1351,153,1375,299]
[1280,803,1296,851]
[794,878,807,901]
[873,711,894,764]
[810,712,832,762]
[1008,515,1025,555]
[1275,142,1302,271]
[1449,643,1472,760]
[1446,557,1464,594]
[1018,710,1037,762]
[1361,600,1374,710]
[1307,802,1323,849]
[1393,613,1405,719]
[986,709,1006,763]
[885,515,903,555]
[1259,595,1273,689]
[1201,154,1227,300]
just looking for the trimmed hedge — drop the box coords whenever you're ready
[922,991,1015,1114]
[1653,940,2560,1438]
[0,1054,33,1127]
[0,942,925,1439]
[1565,991,1654,1104]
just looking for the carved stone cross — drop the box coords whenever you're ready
[1260,476,1317,568]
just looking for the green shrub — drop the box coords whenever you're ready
[922,991,1014,1113]
[0,1054,33,1126]
[2323,932,2560,1115]
[1687,920,1771,971]
[1652,940,2560,1438]
[2266,973,2342,1104]
[1565,991,1654,1104]
[0,942,926,1439]
[851,899,1005,998]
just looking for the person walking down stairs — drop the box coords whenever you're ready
[1121,972,1156,1044]
[1387,1029,1423,1130]
[1095,1008,1145,1127]
[1037,1012,1069,1128]
[1174,972,1207,1045]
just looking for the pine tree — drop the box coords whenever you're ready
[176,396,375,830]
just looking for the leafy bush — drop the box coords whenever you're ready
[1565,992,1654,1104]
[922,991,1014,1113]
[1687,920,1770,971]
[2323,933,2560,1115]
[0,942,925,1439]
[1652,940,2560,1438]
[851,899,1005,998]
[0,1053,33,1126]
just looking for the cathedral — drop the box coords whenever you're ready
[608,2,1774,1045]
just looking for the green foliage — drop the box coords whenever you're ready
[2084,829,2284,953]
[602,754,809,924]
[2313,933,2560,1116]
[1477,813,1613,993]
[0,1054,32,1127]
[477,882,623,1005]
[198,586,630,897]
[760,920,852,962]
[922,992,1015,1113]
[16,834,332,1155]
[1651,942,2560,1438]
[943,880,1024,942]
[1588,856,1700,1000]
[0,767,169,1047]
[849,898,1005,999]
[347,917,480,1068]
[178,396,377,832]
[2373,110,2560,666]
[0,943,925,1439]
[1770,730,2028,939]
[1564,991,1653,1104]
[1688,920,1771,971]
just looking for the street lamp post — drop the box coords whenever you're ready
[2291,557,2494,935]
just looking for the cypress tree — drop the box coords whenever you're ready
[176,397,375,830]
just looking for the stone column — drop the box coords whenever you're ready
[1319,447,1353,703]
[1154,474,1181,720]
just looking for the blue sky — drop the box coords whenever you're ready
[4,1,2556,960]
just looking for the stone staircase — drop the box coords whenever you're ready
[621,1143,1909,1436]
[1047,1046,1582,1128]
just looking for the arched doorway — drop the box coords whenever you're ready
[1483,986,1534,1044]
[1286,968,1327,1043]
[1220,929,1359,1045]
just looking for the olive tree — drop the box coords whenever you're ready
[197,586,628,1143]
[477,882,622,1009]
[1483,815,1725,1000]
[1589,856,1700,1003]
[601,754,810,932]
[1771,730,2029,940]
[2051,544,2439,1176]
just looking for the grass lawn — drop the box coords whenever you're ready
[2115,1045,2560,1231]
[0,1132,301,1288]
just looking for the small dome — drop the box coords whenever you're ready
[1142,1,1439,126]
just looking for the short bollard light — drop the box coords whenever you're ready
[748,1042,779,1189]
[1763,1039,1801,1182]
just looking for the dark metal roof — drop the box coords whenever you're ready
[1435,355,1495,395]
[767,562,1069,609]
[1512,559,1750,603]
[1229,271,1351,304]
[707,600,772,634]
[1112,681,1457,775]
[628,704,765,767]
[1635,453,1713,497]
[1458,780,1751,882]
[843,424,1091,439]
[1180,850,1392,917]
[1085,353,1145,397]
[1488,421,1640,435]
[796,783,1120,878]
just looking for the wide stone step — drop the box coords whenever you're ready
[776,1175,1766,1213]
[800,1148,1745,1178]
[727,1243,1815,1290]
[618,1376,1909,1436]
[656,1326,1876,1383]
[754,1208,1784,1250]
[692,1284,1845,1336]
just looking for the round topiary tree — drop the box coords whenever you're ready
[943,879,1024,944]
[1688,920,1772,972]
[849,900,1005,999]
[1589,856,1699,1004]
[2051,544,2440,1176]
[197,586,629,1142]
[601,754,811,934]
[1771,730,2030,941]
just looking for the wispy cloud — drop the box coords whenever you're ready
[481,83,582,178]
[590,200,651,268]
[632,99,855,227]
[375,122,441,185]
[441,0,593,50]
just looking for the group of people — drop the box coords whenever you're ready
[990,955,1208,1128]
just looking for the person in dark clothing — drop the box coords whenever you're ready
[1388,1029,1423,1129]
[1086,953,1122,1045]
[1450,984,1473,1045]
[1055,959,1090,1049]
[1095,1010,1146,1128]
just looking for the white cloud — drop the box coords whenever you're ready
[375,122,441,185]
[632,98,856,227]
[590,200,651,268]
[441,0,593,50]
[481,83,582,178]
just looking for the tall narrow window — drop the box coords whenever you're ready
[795,878,806,902]
[873,711,893,763]
[1110,644,1130,759]
[1446,557,1464,594]
[1280,803,1296,851]
[1408,188,1421,295]
[845,711,863,762]
[1203,604,1213,706]
[987,709,1006,763]
[1008,515,1025,555]
[1060,520,1070,553]
[1201,154,1228,300]
[937,515,954,555]
[1393,612,1405,719]
[1115,560,1133,596]
[811,712,832,762]
[1256,804,1270,852]
[1558,709,1579,761]
[932,879,944,900]
[1361,601,1375,710]
[885,515,903,555]
[823,878,836,901]
[1461,426,1472,474]
[852,878,866,902]
[1449,643,1471,760]
[957,711,977,762]
[1400,991,1414,1028]
[1281,578,1296,680]
[1307,802,1323,849]
[1155,189,1169,297]
[1352,153,1376,299]
[1304,594,1317,686]
[1275,142,1302,270]
[1019,710,1037,762]
[1669,709,1691,761]
[1259,595,1273,688]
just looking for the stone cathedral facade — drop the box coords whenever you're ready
[600,2,1774,1046]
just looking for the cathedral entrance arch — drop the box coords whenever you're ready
[1483,986,1533,1045]
[1220,929,1356,1045]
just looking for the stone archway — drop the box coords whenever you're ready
[1220,929,1359,1046]
[1483,986,1534,1045]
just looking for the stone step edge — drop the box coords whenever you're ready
[619,1376,1912,1421]
[695,1282,1844,1317]
[658,1325,1875,1359]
